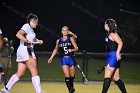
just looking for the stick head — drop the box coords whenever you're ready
[97,68,101,74]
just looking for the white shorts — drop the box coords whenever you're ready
[16,45,36,62]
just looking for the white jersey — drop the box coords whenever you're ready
[16,24,36,62]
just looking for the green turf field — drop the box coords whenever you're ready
[0,82,140,93]
[7,55,140,83]
[1,54,140,93]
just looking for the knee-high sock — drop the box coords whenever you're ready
[70,77,75,88]
[32,76,42,93]
[65,77,71,91]
[102,78,111,93]
[115,79,127,93]
[5,74,20,90]
[32,77,37,92]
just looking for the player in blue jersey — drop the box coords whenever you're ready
[102,19,127,93]
[48,26,78,93]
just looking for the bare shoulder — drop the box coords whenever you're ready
[110,32,119,37]
[56,39,60,44]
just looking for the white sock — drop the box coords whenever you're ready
[6,74,20,90]
[32,77,37,92]
[32,76,42,93]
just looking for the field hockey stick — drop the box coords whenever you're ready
[97,66,105,74]
[70,52,88,84]
[75,60,88,84]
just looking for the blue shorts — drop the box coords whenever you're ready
[106,51,120,68]
[60,56,76,67]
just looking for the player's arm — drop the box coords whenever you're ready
[68,31,77,40]
[69,37,79,52]
[35,38,43,45]
[110,33,123,61]
[0,34,3,49]
[16,29,29,43]
[48,40,59,63]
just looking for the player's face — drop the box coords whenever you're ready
[61,27,69,36]
[104,24,110,32]
[30,19,38,28]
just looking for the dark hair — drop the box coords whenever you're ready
[27,13,38,23]
[105,19,117,33]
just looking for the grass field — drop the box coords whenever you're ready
[7,55,140,83]
[0,82,140,93]
[1,54,140,93]
[6,56,140,83]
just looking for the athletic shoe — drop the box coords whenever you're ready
[69,88,75,93]
[0,88,9,93]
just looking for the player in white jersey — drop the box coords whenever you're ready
[0,13,44,93]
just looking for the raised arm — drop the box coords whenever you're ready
[68,37,79,53]
[68,31,77,40]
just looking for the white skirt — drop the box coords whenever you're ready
[16,45,36,62]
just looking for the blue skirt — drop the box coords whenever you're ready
[60,56,76,67]
[106,51,120,68]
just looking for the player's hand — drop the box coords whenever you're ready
[68,49,73,53]
[37,40,43,45]
[48,58,52,64]
[116,52,121,61]
[68,31,72,35]
[26,40,32,46]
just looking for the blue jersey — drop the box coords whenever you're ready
[58,36,74,58]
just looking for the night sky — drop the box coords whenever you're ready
[0,0,140,53]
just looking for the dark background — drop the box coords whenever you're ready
[0,0,140,53]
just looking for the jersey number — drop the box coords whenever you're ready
[63,47,68,54]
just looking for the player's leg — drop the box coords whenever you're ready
[102,51,119,93]
[69,65,75,93]
[0,62,26,92]
[61,57,72,92]
[69,57,76,93]
[26,56,42,93]
[113,68,127,93]
[62,65,71,92]
[102,65,115,93]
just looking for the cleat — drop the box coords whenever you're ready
[0,88,9,93]
[69,88,75,93]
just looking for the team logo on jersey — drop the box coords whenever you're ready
[59,42,72,47]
